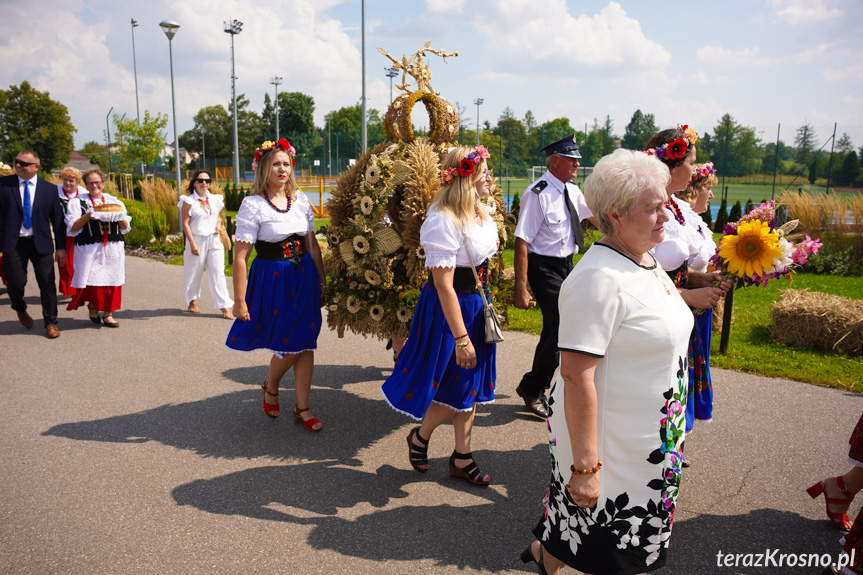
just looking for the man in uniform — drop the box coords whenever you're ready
[512,135,597,418]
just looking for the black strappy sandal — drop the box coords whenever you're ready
[407,426,429,473]
[449,450,490,487]
[520,541,550,575]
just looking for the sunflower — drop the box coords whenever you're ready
[353,235,370,254]
[397,308,411,323]
[360,196,374,215]
[369,304,384,321]
[365,162,381,186]
[718,219,782,278]
[364,269,382,285]
[346,295,361,314]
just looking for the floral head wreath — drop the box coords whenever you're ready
[252,138,296,171]
[645,124,699,161]
[690,162,716,184]
[440,145,490,185]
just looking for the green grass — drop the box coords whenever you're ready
[500,242,862,390]
[709,274,863,391]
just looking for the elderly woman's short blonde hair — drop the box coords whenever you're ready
[584,149,671,235]
[60,167,82,183]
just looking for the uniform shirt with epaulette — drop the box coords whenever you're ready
[514,170,592,259]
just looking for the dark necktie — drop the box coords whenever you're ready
[23,181,32,229]
[563,182,584,251]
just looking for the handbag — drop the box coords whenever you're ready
[462,227,504,344]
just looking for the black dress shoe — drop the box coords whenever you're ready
[516,386,547,418]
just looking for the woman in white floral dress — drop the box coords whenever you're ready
[521,149,693,575]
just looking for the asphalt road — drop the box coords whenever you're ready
[0,254,860,575]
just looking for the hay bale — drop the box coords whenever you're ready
[772,289,863,356]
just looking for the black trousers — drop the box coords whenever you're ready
[3,237,58,326]
[517,252,574,398]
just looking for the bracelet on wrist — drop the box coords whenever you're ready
[455,340,470,350]
[454,334,469,340]
[570,461,602,475]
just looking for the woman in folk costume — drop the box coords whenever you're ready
[382,145,498,487]
[226,139,327,431]
[66,168,131,327]
[56,167,87,297]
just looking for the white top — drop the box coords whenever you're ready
[57,184,87,202]
[678,198,716,273]
[65,192,132,236]
[420,206,499,269]
[650,196,700,272]
[18,175,37,236]
[178,192,224,236]
[514,171,592,258]
[540,243,693,570]
[233,191,314,244]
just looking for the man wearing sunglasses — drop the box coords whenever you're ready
[0,150,66,337]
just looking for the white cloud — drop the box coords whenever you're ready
[696,46,776,68]
[687,71,734,86]
[765,0,842,24]
[473,1,671,71]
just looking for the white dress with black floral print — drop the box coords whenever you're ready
[533,243,693,575]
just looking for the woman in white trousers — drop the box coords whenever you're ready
[179,170,234,318]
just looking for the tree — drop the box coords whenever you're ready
[278,92,315,135]
[233,94,265,159]
[794,122,818,164]
[838,151,859,187]
[707,114,762,177]
[836,133,855,155]
[621,109,657,151]
[79,140,109,171]
[0,81,76,171]
[523,110,537,135]
[582,116,617,166]
[179,105,232,163]
[112,110,168,170]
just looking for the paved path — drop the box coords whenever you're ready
[1,255,860,574]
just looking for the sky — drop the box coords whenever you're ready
[2,0,862,156]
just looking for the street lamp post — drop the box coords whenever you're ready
[385,67,398,103]
[473,98,484,146]
[131,18,144,175]
[224,19,243,188]
[361,0,367,152]
[105,106,113,173]
[159,20,182,195]
[270,76,282,140]
[201,127,206,173]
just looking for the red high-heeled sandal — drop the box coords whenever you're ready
[262,382,279,419]
[293,405,322,432]
[807,476,853,531]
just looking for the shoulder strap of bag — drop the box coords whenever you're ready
[461,225,491,309]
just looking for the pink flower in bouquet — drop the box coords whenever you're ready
[791,235,823,265]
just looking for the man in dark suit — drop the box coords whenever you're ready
[0,150,66,338]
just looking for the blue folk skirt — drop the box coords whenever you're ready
[685,308,713,432]
[381,283,496,420]
[226,252,321,355]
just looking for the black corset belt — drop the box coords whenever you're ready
[428,259,490,294]
[255,235,305,263]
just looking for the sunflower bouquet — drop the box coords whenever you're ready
[709,200,822,288]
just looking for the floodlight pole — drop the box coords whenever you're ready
[771,124,780,200]
[270,76,282,140]
[385,68,398,104]
[105,106,113,173]
[474,98,484,146]
[825,122,837,193]
[159,19,182,194]
[224,19,243,188]
[361,0,367,151]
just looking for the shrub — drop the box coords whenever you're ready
[510,192,521,221]
[744,198,754,214]
[140,178,180,233]
[124,204,154,248]
[713,198,728,232]
[729,200,742,222]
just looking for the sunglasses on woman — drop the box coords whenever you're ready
[196,178,211,184]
